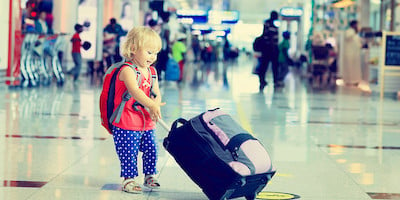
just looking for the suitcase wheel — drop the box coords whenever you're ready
[163,138,170,150]
[245,194,256,200]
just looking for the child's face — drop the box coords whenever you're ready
[133,46,159,68]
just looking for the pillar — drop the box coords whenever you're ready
[6,0,22,86]
[380,0,384,30]
[360,0,370,28]
[390,0,395,31]
[1,0,10,70]
[95,0,104,61]
[53,0,79,33]
[133,0,141,26]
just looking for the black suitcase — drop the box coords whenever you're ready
[161,110,275,200]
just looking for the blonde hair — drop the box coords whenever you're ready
[312,32,325,46]
[121,26,162,60]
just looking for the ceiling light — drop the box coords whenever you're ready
[332,0,355,8]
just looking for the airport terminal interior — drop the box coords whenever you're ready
[1,0,400,200]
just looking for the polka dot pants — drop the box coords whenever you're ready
[112,127,158,179]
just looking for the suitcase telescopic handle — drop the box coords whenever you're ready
[158,118,170,132]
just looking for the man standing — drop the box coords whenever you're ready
[104,18,127,63]
[341,20,362,86]
[255,11,280,91]
[156,12,171,81]
[69,24,84,82]
[172,33,187,83]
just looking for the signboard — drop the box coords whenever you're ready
[176,9,208,24]
[280,7,303,20]
[379,31,400,98]
[384,35,400,66]
[208,10,239,24]
[177,9,239,24]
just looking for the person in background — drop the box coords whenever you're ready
[104,18,127,63]
[103,32,117,67]
[312,32,326,46]
[256,10,280,91]
[341,20,362,86]
[172,33,187,82]
[68,24,84,82]
[155,12,171,81]
[223,38,232,61]
[35,11,48,34]
[45,12,54,34]
[277,31,291,86]
[148,19,161,34]
[326,43,338,85]
[22,1,35,33]
[191,34,201,63]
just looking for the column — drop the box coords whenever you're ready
[360,0,370,28]
[94,0,103,61]
[360,0,371,86]
[133,0,141,26]
[6,0,22,86]
[1,0,10,70]
[119,0,141,30]
[53,0,79,33]
[390,0,395,31]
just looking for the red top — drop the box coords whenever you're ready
[71,33,81,53]
[112,63,156,131]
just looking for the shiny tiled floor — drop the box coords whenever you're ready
[1,55,400,200]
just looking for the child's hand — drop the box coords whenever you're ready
[149,102,166,122]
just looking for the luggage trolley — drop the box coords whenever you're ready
[20,33,40,87]
[34,34,52,86]
[44,33,67,86]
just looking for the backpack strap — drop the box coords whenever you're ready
[132,66,157,111]
[109,62,142,124]
[111,90,130,124]
[149,66,157,98]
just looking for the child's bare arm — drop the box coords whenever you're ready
[119,67,165,121]
[149,71,164,121]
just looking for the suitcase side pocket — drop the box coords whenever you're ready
[201,110,273,175]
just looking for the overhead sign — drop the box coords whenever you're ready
[280,7,303,20]
[208,10,239,24]
[177,9,239,24]
[176,9,208,24]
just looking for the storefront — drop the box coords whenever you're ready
[310,0,400,95]
[2,0,151,87]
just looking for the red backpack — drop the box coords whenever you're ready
[99,61,157,134]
